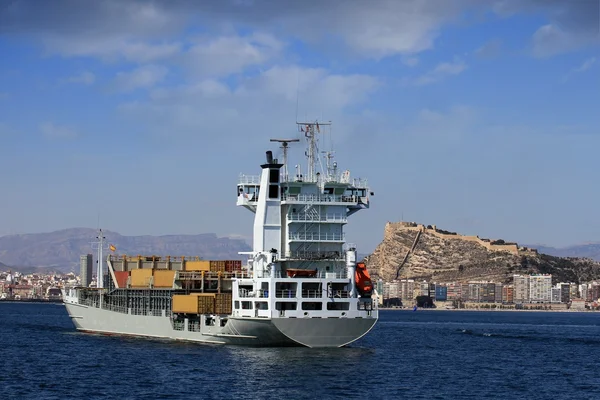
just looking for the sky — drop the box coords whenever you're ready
[0,0,599,253]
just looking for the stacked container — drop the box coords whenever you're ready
[172,294,200,313]
[225,260,243,273]
[197,293,216,314]
[130,269,153,287]
[113,271,129,288]
[153,270,176,288]
[210,260,226,272]
[185,260,211,271]
[215,293,233,314]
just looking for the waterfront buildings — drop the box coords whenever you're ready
[380,275,600,309]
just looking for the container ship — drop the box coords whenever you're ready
[63,121,378,347]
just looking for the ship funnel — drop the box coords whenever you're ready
[266,151,273,164]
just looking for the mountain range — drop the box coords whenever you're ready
[0,228,251,273]
[523,243,600,261]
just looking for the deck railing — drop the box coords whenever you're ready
[275,290,297,298]
[284,250,344,260]
[238,174,261,185]
[282,194,360,203]
[288,232,345,241]
[287,213,347,223]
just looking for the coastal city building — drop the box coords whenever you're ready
[513,275,529,303]
[529,274,552,303]
[0,269,78,301]
[3,266,600,310]
[80,254,93,287]
[378,273,600,310]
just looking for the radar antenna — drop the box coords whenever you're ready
[322,150,336,181]
[270,139,300,182]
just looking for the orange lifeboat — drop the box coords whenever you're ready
[355,262,373,297]
[286,269,318,278]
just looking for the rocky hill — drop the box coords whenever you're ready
[364,222,600,284]
[0,228,251,273]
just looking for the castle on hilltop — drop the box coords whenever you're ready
[387,221,539,256]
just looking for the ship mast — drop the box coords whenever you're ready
[269,138,299,182]
[91,229,108,288]
[296,121,331,182]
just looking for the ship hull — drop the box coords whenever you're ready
[64,302,377,348]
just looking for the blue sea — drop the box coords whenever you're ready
[1,304,600,400]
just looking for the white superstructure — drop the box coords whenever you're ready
[234,121,377,342]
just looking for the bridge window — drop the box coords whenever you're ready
[241,301,252,309]
[302,302,322,310]
[327,302,350,311]
[276,302,297,310]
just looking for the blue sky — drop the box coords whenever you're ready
[0,0,598,253]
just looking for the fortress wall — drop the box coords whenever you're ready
[386,221,519,256]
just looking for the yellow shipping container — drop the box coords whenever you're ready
[130,268,153,287]
[172,295,199,313]
[153,270,176,288]
[185,260,211,271]
[198,295,216,314]
[215,293,233,314]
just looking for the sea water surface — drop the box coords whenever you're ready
[1,303,599,400]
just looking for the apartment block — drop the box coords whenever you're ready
[513,275,529,303]
[529,274,552,303]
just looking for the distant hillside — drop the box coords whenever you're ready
[365,222,600,284]
[0,228,251,273]
[525,243,600,262]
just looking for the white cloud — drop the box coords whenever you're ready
[113,65,168,92]
[475,39,502,59]
[183,33,284,78]
[0,0,481,60]
[407,57,468,86]
[492,0,600,57]
[39,122,78,139]
[119,65,379,147]
[64,71,95,85]
[43,36,182,63]
[1,0,596,61]
[574,57,597,73]
[531,24,589,58]
[562,57,597,82]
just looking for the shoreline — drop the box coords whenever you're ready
[0,299,63,304]
[379,307,596,313]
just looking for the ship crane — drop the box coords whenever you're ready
[269,138,300,182]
